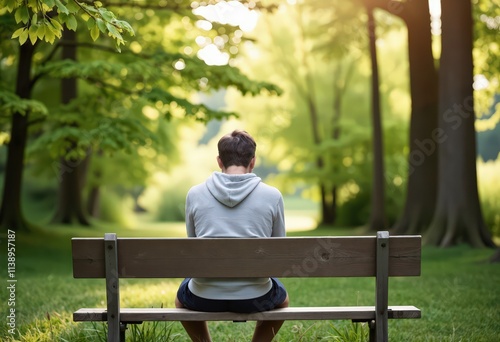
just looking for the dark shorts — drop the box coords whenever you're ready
[176,278,287,313]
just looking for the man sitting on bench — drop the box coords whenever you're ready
[175,130,290,342]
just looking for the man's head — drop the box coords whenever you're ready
[217,130,256,170]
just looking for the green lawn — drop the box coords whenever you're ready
[1,221,499,341]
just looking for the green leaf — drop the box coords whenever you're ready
[80,2,97,14]
[86,16,95,29]
[59,12,68,22]
[66,15,78,31]
[45,18,63,39]
[106,22,122,40]
[36,23,46,39]
[44,26,56,44]
[66,0,80,13]
[49,17,63,31]
[99,9,114,22]
[11,27,25,39]
[14,6,30,24]
[116,20,135,36]
[29,23,38,45]
[3,0,19,12]
[90,24,99,41]
[96,18,106,33]
[19,28,29,45]
[14,8,22,23]
[55,0,69,14]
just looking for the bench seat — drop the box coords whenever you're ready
[74,305,421,322]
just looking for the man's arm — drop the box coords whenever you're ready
[271,196,286,237]
[185,191,196,237]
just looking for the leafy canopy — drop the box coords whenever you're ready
[2,0,134,50]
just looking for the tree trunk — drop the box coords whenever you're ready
[319,184,335,225]
[52,29,91,226]
[0,42,36,232]
[87,152,102,218]
[317,62,350,226]
[392,0,439,234]
[366,6,387,231]
[325,64,349,228]
[52,157,90,225]
[131,186,147,213]
[87,186,101,217]
[305,85,334,226]
[425,0,494,247]
[294,7,338,227]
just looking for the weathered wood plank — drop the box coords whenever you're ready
[72,236,421,279]
[104,233,120,342]
[375,231,389,342]
[73,306,421,322]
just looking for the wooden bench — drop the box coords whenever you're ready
[72,231,421,342]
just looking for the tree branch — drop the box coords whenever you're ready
[86,0,195,12]
[58,40,125,54]
[86,76,137,95]
[94,0,278,12]
[362,0,409,21]
[28,116,47,127]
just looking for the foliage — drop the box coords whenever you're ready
[473,0,500,175]
[477,157,500,238]
[1,0,134,50]
[155,188,187,222]
[477,99,500,161]
[27,90,162,158]
[473,0,500,125]
[96,188,136,228]
[0,90,47,119]
[21,1,280,152]
[335,185,370,227]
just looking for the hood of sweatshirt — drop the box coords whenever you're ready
[206,172,261,208]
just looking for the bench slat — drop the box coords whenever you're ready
[72,236,421,279]
[73,306,421,322]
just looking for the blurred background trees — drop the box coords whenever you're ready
[1,0,499,248]
[228,0,499,247]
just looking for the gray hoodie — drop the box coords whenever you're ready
[185,172,286,299]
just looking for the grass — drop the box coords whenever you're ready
[1,221,499,341]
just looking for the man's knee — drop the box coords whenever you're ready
[278,294,289,308]
[175,296,184,308]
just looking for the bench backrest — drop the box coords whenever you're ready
[72,233,421,279]
[72,232,421,342]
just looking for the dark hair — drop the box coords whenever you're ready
[217,130,256,168]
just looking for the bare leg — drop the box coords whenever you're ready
[175,296,212,342]
[251,294,289,342]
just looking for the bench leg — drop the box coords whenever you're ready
[369,320,375,342]
[120,323,127,342]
